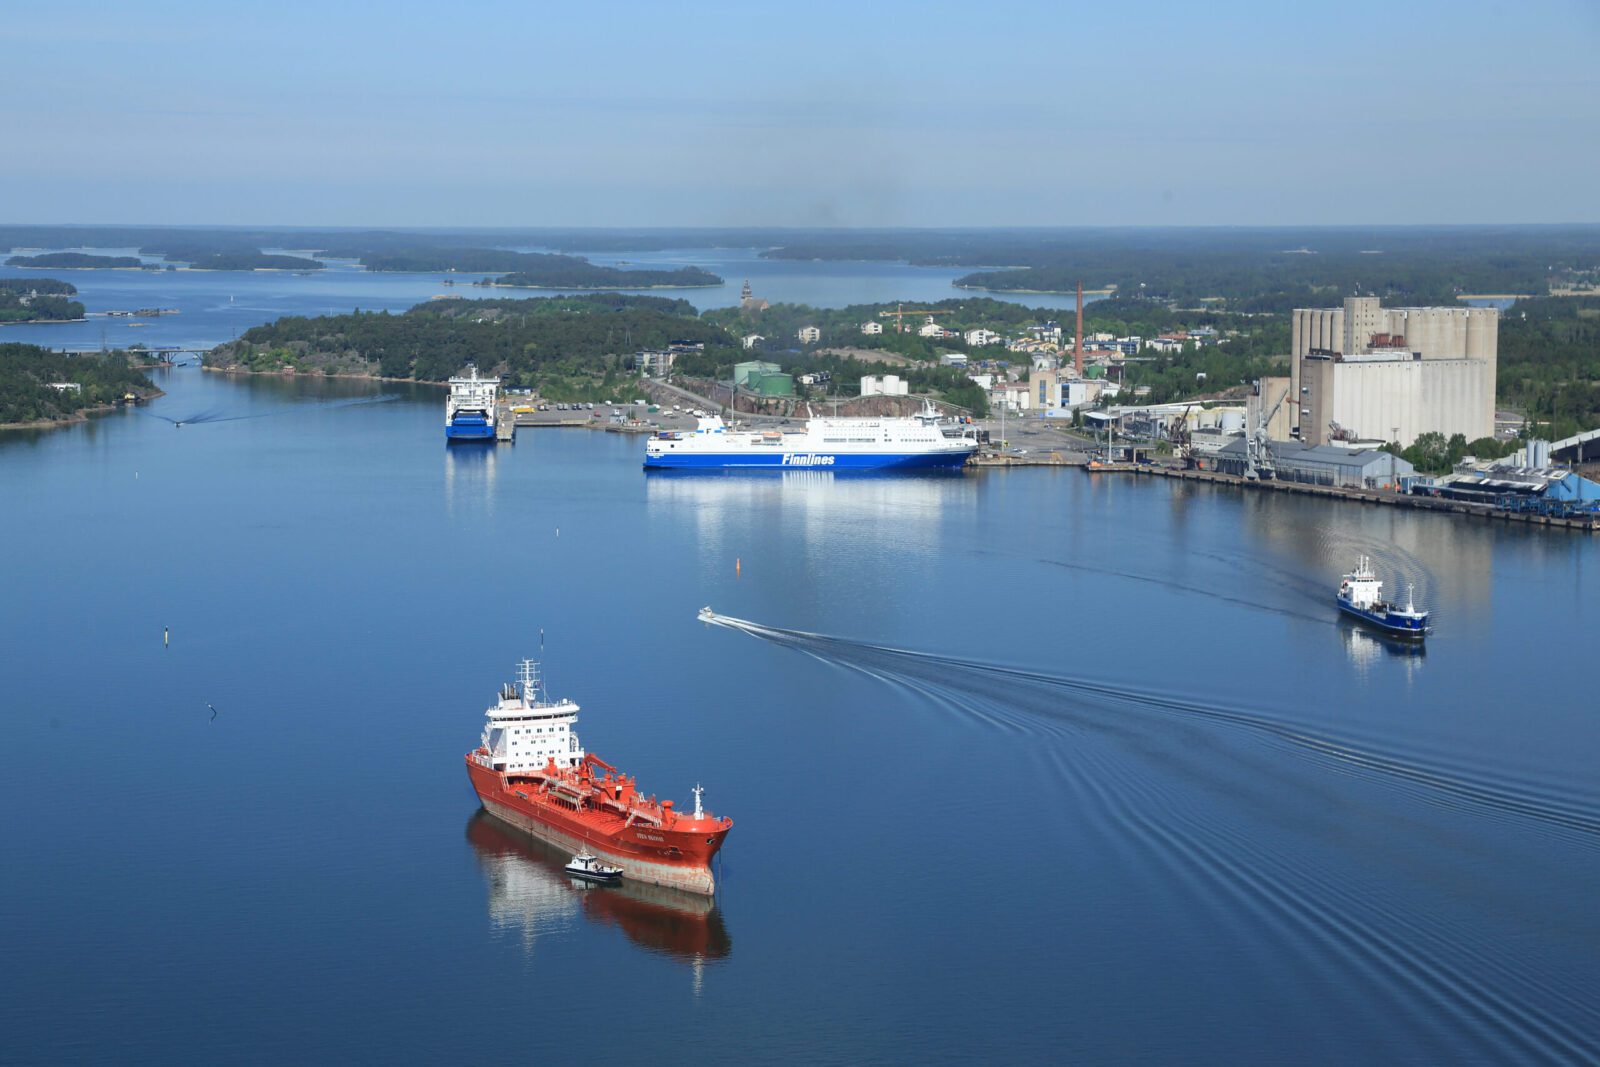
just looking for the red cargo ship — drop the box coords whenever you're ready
[465,660,731,896]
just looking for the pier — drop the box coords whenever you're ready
[1084,462,1600,532]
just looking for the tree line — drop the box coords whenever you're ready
[0,279,85,322]
[205,294,743,399]
[0,344,155,424]
[5,253,144,269]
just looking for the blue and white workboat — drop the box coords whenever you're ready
[445,364,498,443]
[644,402,977,471]
[1336,556,1429,639]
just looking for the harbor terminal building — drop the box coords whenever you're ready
[1290,297,1497,448]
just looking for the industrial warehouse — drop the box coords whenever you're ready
[1215,438,1416,489]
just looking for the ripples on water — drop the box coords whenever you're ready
[140,393,398,426]
[702,611,1600,1064]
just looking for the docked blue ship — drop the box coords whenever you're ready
[446,365,498,443]
[1336,556,1429,639]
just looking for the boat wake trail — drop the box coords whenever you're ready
[143,394,397,426]
[699,610,1600,843]
[700,608,1600,1062]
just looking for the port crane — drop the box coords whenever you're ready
[1243,380,1290,480]
[1167,402,1197,464]
[880,304,953,333]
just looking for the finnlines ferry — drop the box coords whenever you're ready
[465,660,731,896]
[1336,556,1430,639]
[445,365,498,442]
[644,401,977,470]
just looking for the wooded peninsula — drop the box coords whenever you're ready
[0,344,158,426]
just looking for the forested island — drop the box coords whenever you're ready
[204,294,740,398]
[186,253,325,271]
[335,246,723,288]
[0,279,85,323]
[0,344,158,426]
[5,252,144,269]
[492,263,722,289]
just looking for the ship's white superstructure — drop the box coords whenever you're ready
[446,364,499,440]
[481,660,585,773]
[644,401,977,470]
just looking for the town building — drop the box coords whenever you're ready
[1031,368,1117,412]
[990,382,1030,412]
[964,328,1002,347]
[918,321,946,338]
[1291,296,1497,446]
[939,353,969,368]
[634,350,675,376]
[860,374,909,397]
[1032,366,1059,410]
[797,326,821,344]
[860,321,884,335]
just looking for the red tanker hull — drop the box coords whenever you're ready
[465,754,730,896]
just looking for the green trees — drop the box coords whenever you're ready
[350,248,722,288]
[1497,296,1600,439]
[0,344,154,423]
[4,253,143,268]
[1387,432,1515,474]
[206,294,742,396]
[0,280,85,322]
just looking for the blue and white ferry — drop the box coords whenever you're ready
[1336,556,1429,639]
[643,402,977,471]
[446,365,498,443]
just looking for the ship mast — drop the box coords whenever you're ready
[517,658,543,704]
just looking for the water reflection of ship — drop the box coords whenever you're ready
[444,440,498,513]
[1339,619,1426,674]
[465,811,731,963]
[645,467,976,563]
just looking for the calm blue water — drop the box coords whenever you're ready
[2,368,1596,1064]
[0,245,1095,354]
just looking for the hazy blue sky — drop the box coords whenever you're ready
[2,0,1596,227]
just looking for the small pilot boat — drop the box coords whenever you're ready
[564,852,623,884]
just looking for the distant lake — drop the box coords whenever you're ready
[1,246,1102,353]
